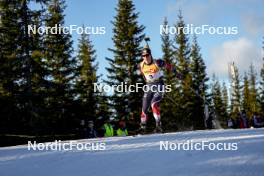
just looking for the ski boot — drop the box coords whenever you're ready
[137,123,147,135]
[153,121,163,133]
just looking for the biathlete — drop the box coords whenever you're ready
[138,45,177,133]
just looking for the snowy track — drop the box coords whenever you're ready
[1,128,264,176]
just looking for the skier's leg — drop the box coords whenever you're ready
[151,92,162,122]
[141,91,152,126]
[151,91,163,132]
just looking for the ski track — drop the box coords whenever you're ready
[0,128,264,176]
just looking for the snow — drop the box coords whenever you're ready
[1,128,264,176]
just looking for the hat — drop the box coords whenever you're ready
[142,45,151,55]
[119,121,126,128]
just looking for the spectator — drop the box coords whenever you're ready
[239,111,248,128]
[117,118,128,137]
[227,118,236,129]
[206,111,214,129]
[252,113,264,128]
[87,121,97,138]
[235,113,241,129]
[103,118,114,137]
[78,119,87,138]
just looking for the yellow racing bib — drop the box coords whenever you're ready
[140,61,162,83]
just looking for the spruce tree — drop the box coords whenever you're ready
[28,9,50,133]
[105,0,145,126]
[0,0,21,95]
[173,11,193,129]
[75,29,98,123]
[160,17,179,131]
[242,72,251,117]
[43,0,76,133]
[161,17,174,66]
[0,0,47,133]
[0,0,22,132]
[96,92,111,119]
[221,82,229,119]
[23,2,51,132]
[211,75,224,126]
[260,38,264,116]
[190,35,208,129]
[229,62,242,116]
[19,0,35,128]
[248,64,258,116]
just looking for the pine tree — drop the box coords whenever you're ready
[248,64,258,116]
[28,9,50,132]
[173,11,193,129]
[190,35,208,129]
[160,17,179,131]
[229,62,242,116]
[260,38,264,116]
[211,75,225,126]
[75,29,99,123]
[161,17,174,75]
[43,0,76,133]
[242,72,251,117]
[0,0,21,95]
[0,0,22,132]
[96,92,111,119]
[222,82,229,119]
[19,0,35,128]
[105,0,145,126]
[23,1,51,132]
[0,0,47,133]
[174,11,190,77]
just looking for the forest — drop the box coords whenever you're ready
[0,0,263,145]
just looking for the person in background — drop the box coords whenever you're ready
[103,118,114,137]
[227,117,235,129]
[206,111,214,129]
[239,111,248,128]
[252,112,264,128]
[117,117,128,137]
[87,120,97,138]
[77,119,87,138]
[235,113,241,129]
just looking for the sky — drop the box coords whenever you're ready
[62,0,264,82]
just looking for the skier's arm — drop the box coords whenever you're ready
[155,59,182,79]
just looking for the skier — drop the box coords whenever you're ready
[138,44,177,134]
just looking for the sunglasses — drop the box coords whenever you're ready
[142,54,150,57]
